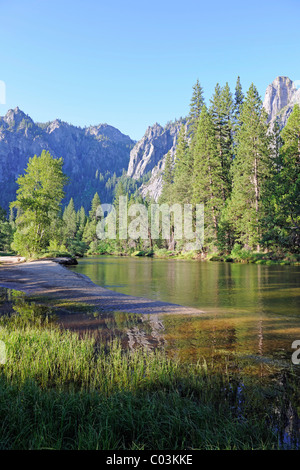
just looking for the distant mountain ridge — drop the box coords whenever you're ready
[0,107,135,210]
[1,76,299,210]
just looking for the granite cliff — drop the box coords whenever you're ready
[263,76,300,126]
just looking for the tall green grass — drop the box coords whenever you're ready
[0,306,299,450]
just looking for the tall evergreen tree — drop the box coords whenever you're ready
[172,125,193,203]
[273,104,300,251]
[228,84,270,251]
[63,198,77,241]
[192,105,224,247]
[233,76,244,124]
[0,206,13,252]
[89,192,101,220]
[209,83,234,201]
[188,79,205,135]
[160,151,174,203]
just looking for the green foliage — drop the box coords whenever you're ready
[227,84,270,251]
[192,105,224,248]
[172,125,193,204]
[0,206,14,252]
[274,104,300,251]
[11,151,68,258]
[2,79,299,259]
[188,79,205,134]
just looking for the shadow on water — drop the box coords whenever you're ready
[0,286,300,449]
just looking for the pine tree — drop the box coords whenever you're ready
[172,125,193,203]
[192,105,224,247]
[0,206,13,252]
[63,198,77,241]
[188,79,205,135]
[233,76,244,124]
[89,192,101,220]
[228,84,270,251]
[274,104,300,250]
[77,206,86,234]
[160,151,174,203]
[209,83,234,201]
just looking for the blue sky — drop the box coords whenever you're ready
[0,0,299,140]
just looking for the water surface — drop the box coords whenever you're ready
[70,257,300,365]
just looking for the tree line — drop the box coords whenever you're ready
[0,78,299,259]
[160,78,299,255]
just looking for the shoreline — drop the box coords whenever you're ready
[0,258,204,316]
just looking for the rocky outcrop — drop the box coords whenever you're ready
[0,107,135,210]
[127,121,183,179]
[140,160,165,201]
[263,76,300,126]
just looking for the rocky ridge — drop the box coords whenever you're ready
[0,107,135,210]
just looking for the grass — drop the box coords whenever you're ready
[0,302,299,451]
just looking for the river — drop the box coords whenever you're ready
[70,256,300,365]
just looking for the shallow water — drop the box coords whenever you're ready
[69,257,300,364]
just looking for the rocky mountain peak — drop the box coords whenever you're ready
[2,107,34,129]
[263,76,300,125]
[127,120,183,180]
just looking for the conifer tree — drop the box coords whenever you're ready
[192,105,224,247]
[233,76,244,123]
[63,198,77,241]
[228,84,270,251]
[11,150,68,257]
[172,125,193,203]
[160,151,174,203]
[188,79,205,135]
[209,83,234,201]
[77,206,87,236]
[274,104,300,250]
[89,192,101,220]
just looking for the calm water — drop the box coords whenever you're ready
[70,256,300,365]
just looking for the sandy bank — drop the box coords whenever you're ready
[0,259,203,316]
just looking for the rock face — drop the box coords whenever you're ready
[0,107,135,210]
[263,76,300,126]
[140,158,166,201]
[127,121,183,180]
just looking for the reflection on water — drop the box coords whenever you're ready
[70,256,300,314]
[68,257,300,365]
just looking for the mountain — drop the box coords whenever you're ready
[127,120,183,179]
[0,107,135,211]
[263,76,300,126]
[140,76,300,201]
[1,76,299,211]
[127,120,184,201]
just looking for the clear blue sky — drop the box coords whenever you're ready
[0,0,299,140]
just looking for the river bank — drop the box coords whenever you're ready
[89,247,300,265]
[0,258,204,316]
